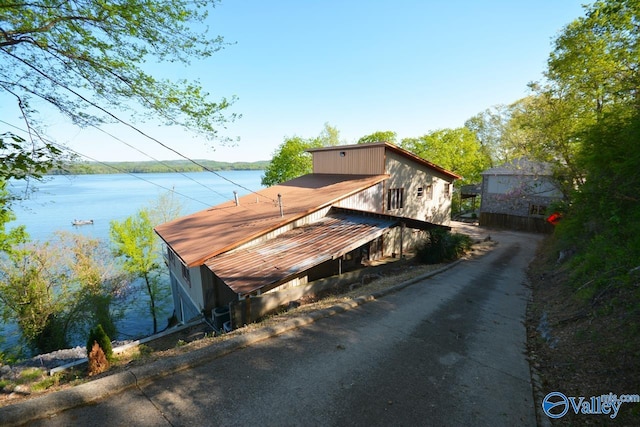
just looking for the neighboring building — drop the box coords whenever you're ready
[154,142,461,328]
[479,158,564,233]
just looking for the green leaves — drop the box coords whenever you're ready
[109,208,168,333]
[1,0,233,144]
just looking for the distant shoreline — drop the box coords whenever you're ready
[49,159,270,175]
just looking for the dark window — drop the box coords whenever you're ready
[181,262,191,287]
[417,187,424,197]
[444,183,451,198]
[529,204,547,216]
[387,188,404,210]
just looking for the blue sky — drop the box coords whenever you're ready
[4,0,588,163]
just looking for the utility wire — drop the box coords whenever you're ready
[3,49,276,203]
[86,123,235,202]
[0,119,214,209]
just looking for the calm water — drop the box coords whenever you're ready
[2,170,264,354]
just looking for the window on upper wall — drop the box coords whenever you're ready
[425,184,433,200]
[387,188,404,210]
[444,183,451,198]
[181,262,191,287]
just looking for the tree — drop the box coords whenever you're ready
[110,209,168,334]
[0,232,124,354]
[357,131,397,144]
[465,105,512,167]
[0,1,234,196]
[400,128,490,186]
[546,0,640,117]
[261,123,341,187]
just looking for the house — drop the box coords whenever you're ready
[478,158,564,233]
[154,142,461,328]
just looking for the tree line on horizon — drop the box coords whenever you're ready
[49,159,270,175]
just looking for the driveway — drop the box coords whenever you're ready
[24,227,542,426]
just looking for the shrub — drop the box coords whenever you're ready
[416,228,472,264]
[86,324,113,361]
[87,342,110,376]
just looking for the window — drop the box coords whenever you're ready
[425,184,433,200]
[387,188,404,210]
[417,187,423,197]
[529,204,547,216]
[181,262,191,287]
[444,183,451,198]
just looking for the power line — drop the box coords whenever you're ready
[85,124,236,202]
[0,119,214,209]
[3,48,275,203]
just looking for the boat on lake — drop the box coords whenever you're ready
[72,219,94,226]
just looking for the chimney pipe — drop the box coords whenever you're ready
[233,191,239,206]
[277,193,283,217]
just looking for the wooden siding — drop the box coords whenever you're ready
[312,145,385,175]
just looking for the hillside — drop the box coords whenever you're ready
[49,159,270,175]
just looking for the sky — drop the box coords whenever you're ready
[3,0,589,163]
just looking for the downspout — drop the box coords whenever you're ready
[400,222,405,259]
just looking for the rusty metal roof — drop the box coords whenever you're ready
[205,212,397,296]
[154,174,388,267]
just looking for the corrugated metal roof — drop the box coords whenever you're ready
[154,174,388,267]
[205,212,397,296]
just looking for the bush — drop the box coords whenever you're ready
[87,342,110,376]
[416,228,472,264]
[86,324,113,361]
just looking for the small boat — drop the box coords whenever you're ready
[72,219,94,226]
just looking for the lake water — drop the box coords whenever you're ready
[1,170,265,355]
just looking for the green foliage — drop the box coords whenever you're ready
[0,232,124,354]
[400,127,491,185]
[416,229,472,264]
[110,209,169,334]
[261,123,340,186]
[1,0,234,139]
[86,324,113,361]
[358,131,397,144]
[261,137,316,186]
[546,0,640,318]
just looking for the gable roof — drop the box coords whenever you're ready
[307,142,463,180]
[154,174,388,267]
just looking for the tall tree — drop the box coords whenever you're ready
[261,123,341,187]
[0,0,234,200]
[400,127,491,185]
[546,0,640,117]
[110,209,168,334]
